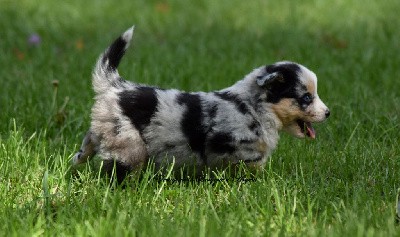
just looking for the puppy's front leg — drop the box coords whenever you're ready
[72,130,98,165]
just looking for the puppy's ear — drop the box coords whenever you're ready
[256,72,284,88]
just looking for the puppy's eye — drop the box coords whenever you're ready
[301,93,313,104]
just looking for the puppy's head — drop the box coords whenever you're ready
[256,61,330,139]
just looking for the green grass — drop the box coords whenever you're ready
[1,0,400,236]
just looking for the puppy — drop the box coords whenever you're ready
[72,26,330,181]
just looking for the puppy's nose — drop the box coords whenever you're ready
[325,109,330,118]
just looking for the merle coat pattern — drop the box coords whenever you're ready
[73,27,330,181]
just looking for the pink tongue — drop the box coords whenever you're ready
[305,122,316,139]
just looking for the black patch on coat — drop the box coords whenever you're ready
[239,139,256,144]
[208,104,218,118]
[248,121,261,136]
[208,132,236,154]
[214,91,249,114]
[119,87,158,134]
[204,103,218,134]
[113,118,122,135]
[176,93,207,160]
[102,36,128,71]
[263,63,302,104]
[248,121,259,131]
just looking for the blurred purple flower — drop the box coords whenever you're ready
[28,33,41,46]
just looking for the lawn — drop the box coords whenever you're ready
[1,0,399,236]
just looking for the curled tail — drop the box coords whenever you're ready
[92,26,134,94]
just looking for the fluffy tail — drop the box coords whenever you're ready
[92,26,135,94]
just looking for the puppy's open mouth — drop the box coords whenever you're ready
[297,120,316,139]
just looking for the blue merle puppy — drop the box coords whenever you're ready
[72,26,330,181]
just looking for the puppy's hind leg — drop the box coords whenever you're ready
[72,130,98,165]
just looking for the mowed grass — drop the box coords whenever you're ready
[1,0,400,236]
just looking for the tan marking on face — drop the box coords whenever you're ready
[271,98,303,126]
[305,79,315,95]
[298,65,317,95]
